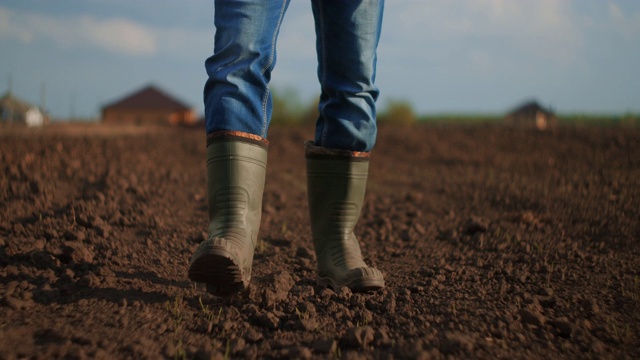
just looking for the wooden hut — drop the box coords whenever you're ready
[0,92,46,127]
[505,100,557,130]
[101,85,196,125]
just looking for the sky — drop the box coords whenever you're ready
[1,0,639,120]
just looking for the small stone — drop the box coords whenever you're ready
[44,229,59,241]
[590,339,605,354]
[472,232,485,244]
[343,326,375,349]
[374,329,391,347]
[551,318,573,338]
[62,242,94,264]
[5,281,19,297]
[221,320,234,332]
[4,297,32,310]
[260,271,294,307]
[464,216,489,235]
[33,239,46,251]
[237,345,257,360]
[441,333,475,355]
[21,289,33,301]
[382,292,396,314]
[31,251,56,270]
[581,298,599,315]
[78,273,101,287]
[243,328,264,343]
[296,318,318,331]
[319,288,334,300]
[229,337,246,354]
[437,229,458,241]
[64,229,87,242]
[342,350,368,360]
[296,247,314,259]
[63,268,76,280]
[414,223,426,235]
[520,308,545,327]
[94,223,111,237]
[257,312,280,330]
[163,342,176,358]
[194,348,214,360]
[312,338,337,354]
[287,346,312,359]
[537,287,554,296]
[271,339,295,349]
[539,297,557,308]
[291,285,315,298]
[337,286,353,300]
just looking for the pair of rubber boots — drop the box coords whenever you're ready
[188,134,384,295]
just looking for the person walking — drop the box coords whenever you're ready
[188,0,385,296]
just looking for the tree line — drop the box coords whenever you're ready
[270,87,417,125]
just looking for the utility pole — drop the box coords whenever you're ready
[40,83,46,112]
[69,92,76,121]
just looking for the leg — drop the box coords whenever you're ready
[190,0,290,295]
[305,142,385,291]
[307,0,385,292]
[311,0,384,152]
[204,0,290,139]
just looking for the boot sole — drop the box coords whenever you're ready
[188,246,248,296]
[318,275,385,293]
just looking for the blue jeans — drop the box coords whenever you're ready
[204,0,384,152]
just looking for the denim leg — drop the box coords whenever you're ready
[311,0,384,152]
[204,0,290,138]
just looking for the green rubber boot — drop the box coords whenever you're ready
[188,134,267,295]
[305,142,385,292]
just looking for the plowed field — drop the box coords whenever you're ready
[1,123,638,359]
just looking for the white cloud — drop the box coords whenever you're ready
[0,7,33,42]
[77,16,157,55]
[608,1,640,39]
[0,6,207,57]
[381,0,584,66]
[157,26,212,59]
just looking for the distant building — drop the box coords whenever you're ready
[0,92,46,127]
[505,100,557,131]
[101,85,196,125]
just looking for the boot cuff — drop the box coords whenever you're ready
[304,141,370,161]
[207,131,268,149]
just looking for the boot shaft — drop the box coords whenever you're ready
[206,138,267,249]
[305,144,369,255]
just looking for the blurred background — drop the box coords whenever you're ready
[1,0,639,124]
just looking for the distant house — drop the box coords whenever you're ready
[101,85,196,125]
[505,100,557,131]
[0,92,46,127]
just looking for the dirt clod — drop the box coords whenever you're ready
[343,326,375,349]
[312,338,338,354]
[520,308,546,327]
[256,312,280,329]
[259,270,294,307]
[441,332,475,355]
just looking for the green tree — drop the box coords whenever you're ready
[271,87,305,125]
[378,99,417,125]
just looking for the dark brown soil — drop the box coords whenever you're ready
[1,122,639,359]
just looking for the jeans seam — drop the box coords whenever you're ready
[317,1,329,147]
[261,0,288,138]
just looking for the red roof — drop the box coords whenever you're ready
[102,85,191,112]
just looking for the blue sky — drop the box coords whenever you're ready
[1,0,639,119]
